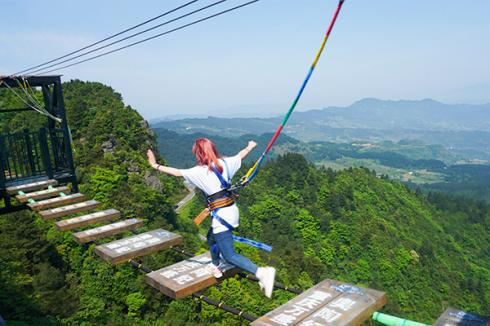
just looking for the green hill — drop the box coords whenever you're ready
[0,81,488,325]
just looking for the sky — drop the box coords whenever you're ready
[1,0,490,119]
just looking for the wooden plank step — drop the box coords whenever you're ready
[146,252,238,299]
[55,208,120,231]
[28,193,86,211]
[95,229,182,265]
[73,218,145,244]
[6,179,58,195]
[434,308,489,326]
[38,200,100,220]
[251,279,387,326]
[15,186,70,203]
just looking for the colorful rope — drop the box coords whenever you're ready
[241,0,346,185]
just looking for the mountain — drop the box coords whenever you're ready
[1,83,489,324]
[152,98,490,160]
[154,128,299,168]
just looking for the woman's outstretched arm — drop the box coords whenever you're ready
[147,149,183,177]
[238,141,257,160]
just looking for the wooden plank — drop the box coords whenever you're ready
[95,229,182,265]
[145,252,238,299]
[296,283,386,326]
[72,218,145,244]
[55,208,120,231]
[251,280,343,326]
[6,179,58,195]
[16,186,70,203]
[251,280,387,326]
[28,193,86,211]
[38,200,100,220]
[434,308,489,326]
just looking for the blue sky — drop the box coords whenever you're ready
[1,0,489,119]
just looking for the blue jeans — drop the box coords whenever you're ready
[207,229,258,275]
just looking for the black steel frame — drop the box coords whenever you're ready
[0,75,78,214]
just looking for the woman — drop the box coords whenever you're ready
[147,138,276,298]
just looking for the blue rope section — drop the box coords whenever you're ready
[232,235,273,252]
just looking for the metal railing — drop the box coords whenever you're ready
[0,128,71,187]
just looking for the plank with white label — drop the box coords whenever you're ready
[38,199,99,220]
[146,252,238,299]
[251,280,387,326]
[73,218,145,244]
[95,229,182,265]
[6,179,58,195]
[434,308,489,326]
[16,186,70,203]
[28,193,86,211]
[55,208,120,231]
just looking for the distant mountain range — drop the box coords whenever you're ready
[152,98,490,160]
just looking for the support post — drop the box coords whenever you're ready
[39,128,53,179]
[23,129,36,176]
[53,79,78,192]
[0,133,7,208]
[0,134,6,190]
[44,84,60,171]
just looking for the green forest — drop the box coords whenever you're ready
[1,81,489,325]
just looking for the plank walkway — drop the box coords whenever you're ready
[146,252,237,299]
[251,279,386,326]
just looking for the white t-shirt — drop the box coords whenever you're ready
[180,155,242,234]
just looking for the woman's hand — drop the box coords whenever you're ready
[239,140,258,159]
[147,149,183,177]
[147,149,157,168]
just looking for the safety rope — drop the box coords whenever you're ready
[2,78,62,123]
[14,78,52,119]
[233,0,346,189]
[32,0,261,75]
[23,77,46,109]
[14,0,201,75]
[27,0,229,75]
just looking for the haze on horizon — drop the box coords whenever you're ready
[1,0,490,119]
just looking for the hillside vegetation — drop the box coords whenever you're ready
[0,82,489,325]
[156,128,490,202]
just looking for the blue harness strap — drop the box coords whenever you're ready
[210,209,235,230]
[232,235,273,252]
[211,160,231,189]
[210,160,272,252]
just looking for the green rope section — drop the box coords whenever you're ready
[372,312,430,326]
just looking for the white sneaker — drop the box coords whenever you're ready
[205,263,223,278]
[256,267,276,298]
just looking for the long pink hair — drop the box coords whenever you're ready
[192,138,223,173]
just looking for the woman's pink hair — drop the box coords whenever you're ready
[192,138,223,173]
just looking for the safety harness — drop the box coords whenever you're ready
[194,160,272,252]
